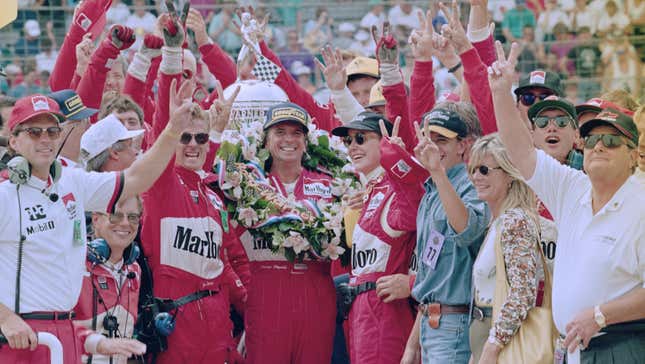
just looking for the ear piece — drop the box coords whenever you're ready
[88,238,140,265]
[7,156,62,185]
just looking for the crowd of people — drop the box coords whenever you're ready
[0,0,644,364]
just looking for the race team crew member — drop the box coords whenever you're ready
[74,197,143,364]
[241,102,337,364]
[0,91,192,363]
[331,112,427,364]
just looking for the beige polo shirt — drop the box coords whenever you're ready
[525,149,645,335]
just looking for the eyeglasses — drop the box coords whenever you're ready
[180,132,209,145]
[583,134,635,149]
[532,116,575,129]
[98,212,141,225]
[14,126,62,139]
[470,165,502,176]
[342,132,369,147]
[518,93,552,106]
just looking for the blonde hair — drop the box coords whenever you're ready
[600,89,640,112]
[469,134,540,225]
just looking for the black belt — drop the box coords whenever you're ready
[353,281,377,296]
[20,312,75,320]
[472,306,493,321]
[158,289,217,312]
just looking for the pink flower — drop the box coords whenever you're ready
[322,237,345,260]
[282,231,310,254]
[238,207,259,227]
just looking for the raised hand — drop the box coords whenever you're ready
[140,34,163,59]
[167,78,196,134]
[439,1,472,55]
[209,81,241,133]
[372,22,399,65]
[413,120,442,173]
[185,8,209,47]
[314,45,347,91]
[487,41,520,93]
[109,25,136,50]
[161,0,187,48]
[409,10,436,62]
[75,33,94,75]
[379,116,405,150]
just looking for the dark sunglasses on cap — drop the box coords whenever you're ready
[180,132,209,145]
[470,165,502,176]
[14,126,63,139]
[518,92,552,106]
[532,115,574,129]
[343,132,368,147]
[98,212,141,225]
[583,134,635,149]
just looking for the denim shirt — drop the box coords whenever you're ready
[411,163,490,305]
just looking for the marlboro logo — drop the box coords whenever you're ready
[597,111,618,121]
[31,96,50,111]
[529,71,546,84]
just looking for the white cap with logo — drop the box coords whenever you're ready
[81,114,144,161]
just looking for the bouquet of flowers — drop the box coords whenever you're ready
[215,121,359,263]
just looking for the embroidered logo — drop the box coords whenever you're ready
[529,71,546,84]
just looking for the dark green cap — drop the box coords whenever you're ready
[579,108,639,146]
[514,70,563,97]
[331,111,392,137]
[528,96,578,127]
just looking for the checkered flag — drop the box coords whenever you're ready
[252,53,281,83]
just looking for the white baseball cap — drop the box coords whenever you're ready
[81,114,144,161]
[25,20,41,38]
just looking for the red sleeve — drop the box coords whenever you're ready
[70,73,81,91]
[202,141,219,172]
[472,34,496,67]
[123,75,147,109]
[408,274,416,292]
[143,57,160,123]
[50,32,83,91]
[382,82,415,151]
[223,227,251,288]
[76,42,120,110]
[460,48,497,135]
[152,72,181,140]
[199,43,237,89]
[259,41,341,132]
[409,61,435,131]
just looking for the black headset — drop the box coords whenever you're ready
[7,156,62,201]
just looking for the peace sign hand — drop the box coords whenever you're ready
[167,78,196,135]
[161,0,188,48]
[372,22,399,65]
[413,121,442,173]
[314,45,347,91]
[438,1,472,55]
[209,81,241,133]
[379,116,405,150]
[409,10,436,62]
[487,41,520,94]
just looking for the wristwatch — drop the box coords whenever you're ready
[594,305,607,328]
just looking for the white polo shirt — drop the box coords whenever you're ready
[0,168,123,313]
[526,149,645,334]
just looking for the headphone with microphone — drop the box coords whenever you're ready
[7,156,62,202]
[87,238,140,266]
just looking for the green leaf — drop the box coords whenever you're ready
[318,135,329,148]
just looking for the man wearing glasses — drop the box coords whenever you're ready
[80,114,144,173]
[513,70,563,127]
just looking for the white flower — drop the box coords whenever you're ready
[330,135,348,154]
[331,178,352,197]
[341,163,356,174]
[242,141,257,161]
[322,237,345,260]
[222,171,242,189]
[238,207,259,227]
[282,231,310,254]
[222,130,243,144]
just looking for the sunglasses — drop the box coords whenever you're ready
[532,116,574,129]
[14,126,62,139]
[343,132,369,147]
[180,132,209,145]
[583,134,634,149]
[98,212,141,225]
[470,165,502,176]
[518,93,552,106]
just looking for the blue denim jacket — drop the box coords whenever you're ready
[412,163,490,305]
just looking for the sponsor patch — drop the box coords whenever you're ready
[529,71,546,84]
[390,159,411,179]
[31,96,50,111]
[303,181,332,198]
[350,225,391,275]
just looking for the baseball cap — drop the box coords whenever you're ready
[48,89,98,121]
[9,94,66,132]
[575,98,635,117]
[25,20,41,38]
[579,108,639,146]
[528,96,578,126]
[264,102,310,133]
[80,114,144,161]
[346,56,379,82]
[422,108,468,139]
[366,81,386,109]
[514,70,563,97]
[332,111,392,137]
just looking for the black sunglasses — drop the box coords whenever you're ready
[14,126,62,139]
[98,212,141,225]
[470,165,502,176]
[180,132,209,145]
[532,115,574,129]
[519,93,552,106]
[343,132,368,147]
[583,134,634,149]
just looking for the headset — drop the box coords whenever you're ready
[7,156,62,202]
[87,238,140,266]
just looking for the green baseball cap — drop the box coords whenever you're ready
[528,96,578,127]
[514,70,563,97]
[331,111,392,137]
[264,102,309,133]
[579,108,639,146]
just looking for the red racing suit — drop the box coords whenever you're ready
[348,140,427,364]
[74,261,141,364]
[240,168,337,364]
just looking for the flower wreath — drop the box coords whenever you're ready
[215,121,359,263]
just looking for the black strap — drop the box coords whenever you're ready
[15,185,25,314]
[354,281,376,295]
[159,290,216,312]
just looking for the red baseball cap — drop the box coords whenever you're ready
[9,94,66,132]
[575,98,635,118]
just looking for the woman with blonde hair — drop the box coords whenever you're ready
[467,133,548,364]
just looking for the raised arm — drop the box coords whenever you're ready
[124,34,164,123]
[489,42,536,179]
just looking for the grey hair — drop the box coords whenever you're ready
[83,139,130,172]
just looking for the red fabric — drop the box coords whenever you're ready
[8,94,64,131]
[461,47,497,135]
[472,34,497,67]
[259,41,341,132]
[538,199,553,220]
[382,82,415,152]
[76,39,120,112]
[409,60,435,135]
[199,43,237,89]
[0,319,82,364]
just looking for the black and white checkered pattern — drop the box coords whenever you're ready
[252,54,281,83]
